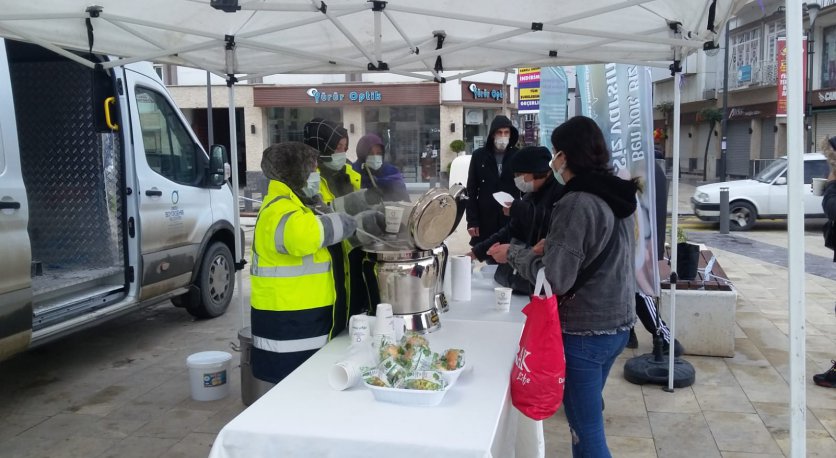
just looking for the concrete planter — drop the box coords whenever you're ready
[659,287,737,357]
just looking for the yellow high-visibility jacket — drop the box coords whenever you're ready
[319,164,361,204]
[250,180,342,383]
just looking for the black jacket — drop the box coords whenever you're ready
[465,115,521,246]
[824,180,836,219]
[472,176,563,261]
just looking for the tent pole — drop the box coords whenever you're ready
[228,80,245,331]
[785,1,807,456]
[224,36,245,331]
[667,48,681,393]
[207,72,214,147]
[502,70,510,118]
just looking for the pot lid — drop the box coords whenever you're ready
[407,188,458,250]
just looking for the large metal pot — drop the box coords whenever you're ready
[359,187,466,332]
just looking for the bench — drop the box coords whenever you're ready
[657,249,737,357]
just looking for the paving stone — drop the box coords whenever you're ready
[703,411,782,454]
[649,412,720,458]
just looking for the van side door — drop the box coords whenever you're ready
[123,68,212,300]
[0,43,33,360]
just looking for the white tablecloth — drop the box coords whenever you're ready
[209,275,544,458]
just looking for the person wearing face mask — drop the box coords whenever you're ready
[303,118,362,203]
[352,133,409,202]
[251,142,359,384]
[465,115,521,249]
[491,116,639,457]
[468,147,563,293]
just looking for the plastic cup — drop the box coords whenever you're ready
[384,206,404,233]
[348,314,371,343]
[494,287,512,312]
[328,360,360,390]
[373,303,395,340]
[813,177,827,196]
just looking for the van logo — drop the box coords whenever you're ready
[171,190,179,205]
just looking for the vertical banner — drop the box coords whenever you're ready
[577,64,660,297]
[517,67,541,110]
[538,67,568,151]
[776,36,807,117]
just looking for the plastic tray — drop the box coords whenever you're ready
[363,382,450,407]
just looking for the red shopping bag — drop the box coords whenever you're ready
[510,268,565,420]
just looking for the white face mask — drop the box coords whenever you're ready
[514,175,534,193]
[301,171,321,197]
[366,155,383,171]
[552,152,566,185]
[322,153,347,171]
[494,135,510,151]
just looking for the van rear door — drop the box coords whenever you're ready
[0,43,32,360]
[121,67,212,300]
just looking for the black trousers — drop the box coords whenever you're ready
[635,292,671,343]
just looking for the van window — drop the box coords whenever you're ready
[0,127,5,173]
[135,87,200,185]
[804,160,829,184]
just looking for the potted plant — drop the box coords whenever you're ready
[450,139,466,156]
[676,227,700,280]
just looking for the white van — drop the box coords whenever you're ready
[0,39,238,361]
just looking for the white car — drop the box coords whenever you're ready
[691,153,828,230]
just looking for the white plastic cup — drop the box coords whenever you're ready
[450,255,472,301]
[384,205,404,233]
[348,314,371,343]
[374,303,395,340]
[328,360,360,391]
[392,316,406,341]
[494,287,513,312]
[813,177,827,196]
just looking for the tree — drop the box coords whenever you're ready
[698,107,723,181]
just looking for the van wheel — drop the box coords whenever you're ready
[729,202,756,231]
[187,242,234,319]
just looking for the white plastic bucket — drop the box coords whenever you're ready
[186,351,232,401]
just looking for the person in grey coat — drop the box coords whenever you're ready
[490,116,638,457]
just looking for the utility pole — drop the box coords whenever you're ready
[720,20,730,181]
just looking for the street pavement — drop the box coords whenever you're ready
[1,178,835,457]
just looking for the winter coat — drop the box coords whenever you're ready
[471,176,563,261]
[465,115,521,246]
[508,173,638,334]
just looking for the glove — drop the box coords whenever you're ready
[333,189,385,215]
[349,210,386,247]
[317,212,357,247]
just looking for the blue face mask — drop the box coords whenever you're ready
[366,155,383,171]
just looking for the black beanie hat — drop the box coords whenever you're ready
[511,146,552,173]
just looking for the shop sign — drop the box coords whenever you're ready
[305,87,382,104]
[468,83,504,101]
[812,88,836,107]
[728,102,776,120]
[737,65,752,83]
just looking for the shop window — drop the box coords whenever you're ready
[364,106,439,183]
[822,25,836,89]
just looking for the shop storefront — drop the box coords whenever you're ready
[726,102,777,177]
[459,81,514,153]
[812,88,836,148]
[253,83,440,183]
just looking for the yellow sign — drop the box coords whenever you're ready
[519,88,540,100]
[518,67,540,74]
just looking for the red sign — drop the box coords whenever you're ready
[776,37,807,117]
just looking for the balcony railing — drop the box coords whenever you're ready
[724,61,779,90]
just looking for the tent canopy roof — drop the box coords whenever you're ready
[0,0,746,81]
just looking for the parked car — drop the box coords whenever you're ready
[691,153,828,230]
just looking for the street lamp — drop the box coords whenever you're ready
[806,1,821,154]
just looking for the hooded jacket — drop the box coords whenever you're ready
[351,133,410,202]
[465,115,521,246]
[508,172,638,334]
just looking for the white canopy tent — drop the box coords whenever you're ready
[0,1,811,455]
